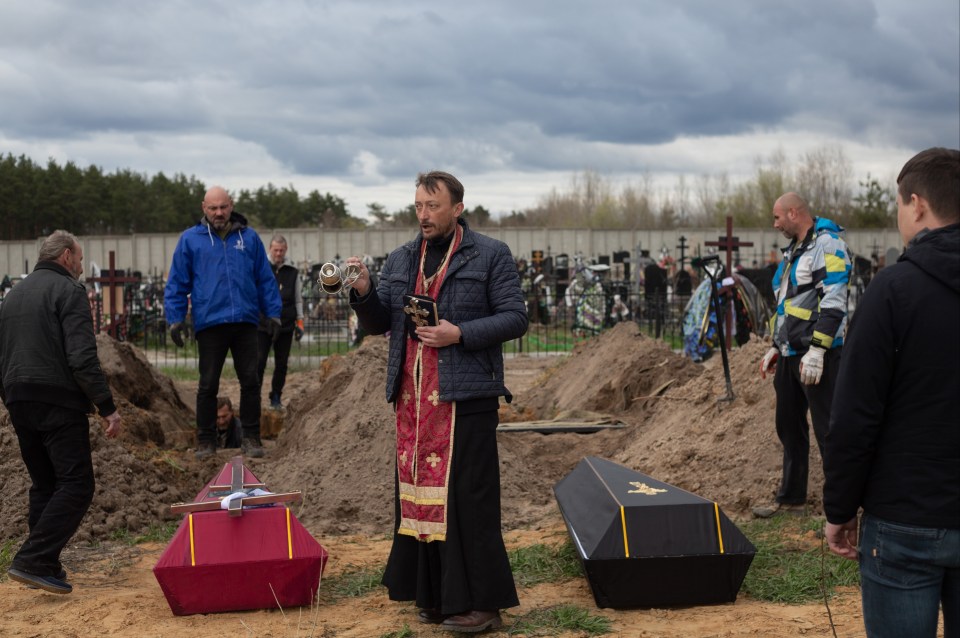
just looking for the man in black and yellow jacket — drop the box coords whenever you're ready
[754,192,851,518]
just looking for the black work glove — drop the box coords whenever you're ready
[294,320,304,342]
[170,322,185,348]
[267,317,282,343]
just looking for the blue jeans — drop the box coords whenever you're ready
[859,513,960,638]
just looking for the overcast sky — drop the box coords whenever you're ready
[1,0,957,219]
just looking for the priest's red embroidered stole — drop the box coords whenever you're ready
[396,225,463,541]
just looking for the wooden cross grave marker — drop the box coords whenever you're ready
[704,216,754,347]
[86,251,140,339]
[169,455,302,518]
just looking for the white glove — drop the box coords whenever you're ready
[799,346,826,385]
[759,347,779,379]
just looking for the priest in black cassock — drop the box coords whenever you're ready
[348,171,528,633]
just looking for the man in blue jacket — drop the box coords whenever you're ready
[347,171,527,633]
[824,148,959,638]
[164,186,281,459]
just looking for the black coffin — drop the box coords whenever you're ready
[554,456,755,609]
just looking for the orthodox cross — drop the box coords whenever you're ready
[675,235,688,268]
[85,251,140,339]
[170,456,302,518]
[404,297,431,327]
[704,217,754,276]
[703,217,754,348]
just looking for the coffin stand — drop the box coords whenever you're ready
[554,456,755,609]
[153,456,328,615]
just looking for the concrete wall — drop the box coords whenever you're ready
[0,226,903,279]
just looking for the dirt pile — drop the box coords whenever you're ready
[258,337,397,536]
[614,338,822,516]
[260,322,801,536]
[95,334,196,448]
[510,322,702,420]
[0,335,215,544]
[496,326,813,523]
[2,323,813,546]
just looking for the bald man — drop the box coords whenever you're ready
[164,186,282,459]
[754,192,851,518]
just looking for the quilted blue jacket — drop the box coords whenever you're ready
[351,219,528,404]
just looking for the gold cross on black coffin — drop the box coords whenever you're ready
[169,455,302,518]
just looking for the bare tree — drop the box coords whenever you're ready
[796,145,853,218]
[674,175,690,227]
[694,173,715,226]
[621,177,656,229]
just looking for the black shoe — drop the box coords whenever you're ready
[242,437,264,458]
[24,568,67,590]
[195,441,216,460]
[8,568,72,594]
[418,608,451,624]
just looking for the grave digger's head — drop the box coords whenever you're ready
[216,397,234,431]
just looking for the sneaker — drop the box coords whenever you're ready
[8,567,72,594]
[195,441,216,460]
[752,502,806,518]
[269,392,282,410]
[242,437,265,459]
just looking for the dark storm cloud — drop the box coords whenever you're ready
[0,0,956,188]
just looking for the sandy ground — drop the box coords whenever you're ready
[0,325,884,637]
[0,526,868,638]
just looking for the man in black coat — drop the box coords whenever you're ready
[823,147,960,638]
[0,230,122,595]
[256,234,304,409]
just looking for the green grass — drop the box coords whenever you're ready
[0,539,16,578]
[160,452,187,473]
[506,326,580,354]
[108,521,181,546]
[157,358,341,382]
[378,625,414,638]
[320,564,386,601]
[509,541,583,588]
[740,514,860,604]
[158,365,238,382]
[637,324,683,350]
[507,604,612,637]
[314,541,580,605]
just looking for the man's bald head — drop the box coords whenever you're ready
[772,192,814,241]
[776,192,810,215]
[202,186,233,231]
[205,186,230,202]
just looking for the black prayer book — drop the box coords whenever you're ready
[403,294,438,340]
